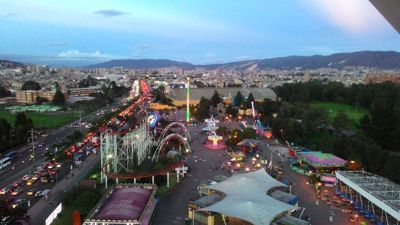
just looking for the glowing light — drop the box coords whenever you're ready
[245,167,250,172]
[236,163,241,168]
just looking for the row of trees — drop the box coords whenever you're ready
[0,112,34,153]
[273,81,400,183]
[191,90,258,121]
[275,81,400,152]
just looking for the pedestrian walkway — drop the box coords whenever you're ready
[27,154,100,225]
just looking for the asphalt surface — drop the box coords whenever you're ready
[153,120,354,225]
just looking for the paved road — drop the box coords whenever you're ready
[153,120,354,225]
[153,124,231,225]
[263,142,352,225]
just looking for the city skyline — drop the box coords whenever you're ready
[1,0,400,66]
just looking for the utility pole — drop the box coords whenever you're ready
[28,128,37,172]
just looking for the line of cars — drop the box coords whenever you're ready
[0,160,61,210]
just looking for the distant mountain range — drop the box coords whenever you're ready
[85,51,400,70]
[0,60,25,69]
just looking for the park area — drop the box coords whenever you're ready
[310,101,368,124]
[0,108,79,129]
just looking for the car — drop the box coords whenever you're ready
[36,189,50,197]
[0,187,10,195]
[31,172,40,180]
[26,189,37,196]
[12,181,23,188]
[38,143,45,147]
[11,188,22,196]
[26,178,36,186]
[22,175,31,181]
[11,198,26,209]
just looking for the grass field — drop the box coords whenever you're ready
[0,109,79,129]
[310,101,368,124]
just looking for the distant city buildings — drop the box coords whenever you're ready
[15,90,67,104]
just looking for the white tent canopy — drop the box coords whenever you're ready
[199,169,296,225]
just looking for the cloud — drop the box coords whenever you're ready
[303,0,386,34]
[136,46,150,50]
[4,13,16,17]
[94,9,130,17]
[204,52,215,58]
[234,56,251,60]
[58,50,113,59]
[46,41,69,46]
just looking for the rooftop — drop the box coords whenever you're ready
[336,170,400,221]
[300,151,347,168]
[86,184,156,222]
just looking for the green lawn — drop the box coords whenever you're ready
[310,101,367,124]
[0,110,79,129]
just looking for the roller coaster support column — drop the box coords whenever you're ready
[167,172,170,188]
[152,176,155,185]
[116,178,119,184]
[134,178,137,184]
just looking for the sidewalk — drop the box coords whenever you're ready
[27,154,100,225]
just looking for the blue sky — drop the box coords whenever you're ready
[0,0,399,66]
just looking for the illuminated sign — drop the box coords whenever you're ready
[147,112,159,128]
[321,175,337,183]
[45,203,62,225]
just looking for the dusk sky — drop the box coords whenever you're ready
[1,0,400,66]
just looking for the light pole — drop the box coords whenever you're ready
[28,128,37,172]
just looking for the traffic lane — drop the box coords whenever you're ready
[0,158,73,210]
[0,125,90,185]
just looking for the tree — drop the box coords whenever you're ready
[0,119,11,152]
[333,111,351,128]
[210,90,222,106]
[21,81,41,90]
[14,112,33,142]
[234,91,244,107]
[195,97,210,120]
[0,84,12,97]
[245,93,255,108]
[52,89,65,105]
[72,191,101,216]
[242,127,257,139]
[226,104,238,118]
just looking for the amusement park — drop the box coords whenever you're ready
[4,78,398,225]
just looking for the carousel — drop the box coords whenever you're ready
[203,115,227,150]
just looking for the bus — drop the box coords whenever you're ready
[0,157,12,170]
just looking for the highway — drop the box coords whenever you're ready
[0,98,125,192]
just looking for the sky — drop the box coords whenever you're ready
[0,0,400,66]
